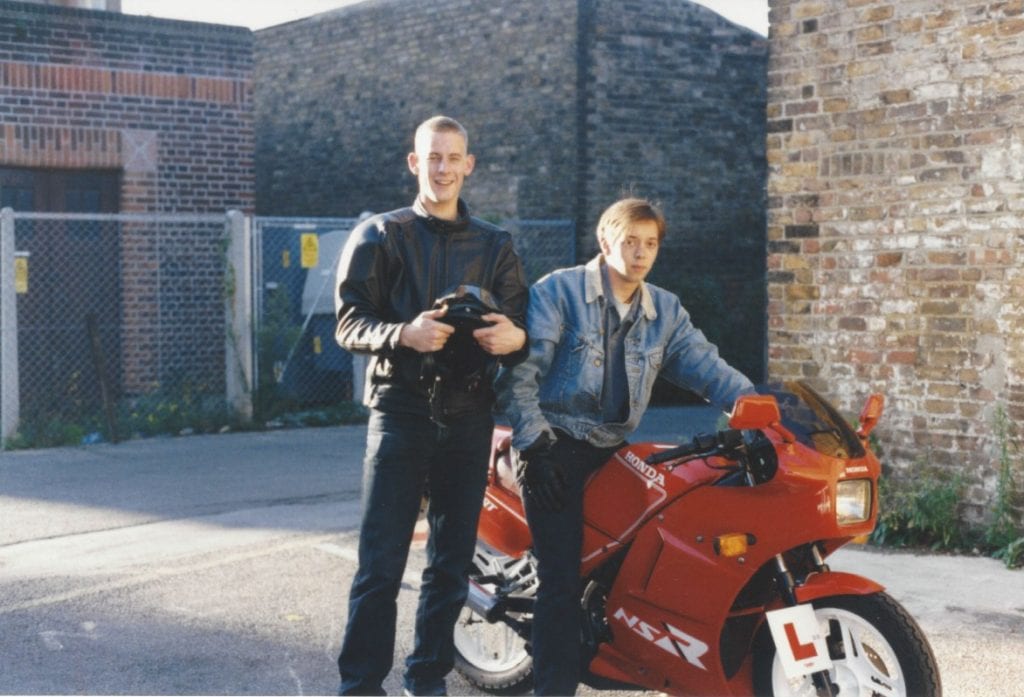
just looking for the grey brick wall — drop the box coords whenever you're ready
[255,0,768,381]
[582,0,768,381]
[255,0,579,220]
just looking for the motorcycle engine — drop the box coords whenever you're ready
[581,579,611,654]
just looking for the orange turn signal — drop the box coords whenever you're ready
[714,533,755,557]
[857,393,884,438]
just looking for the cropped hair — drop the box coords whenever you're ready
[415,115,469,150]
[596,197,666,245]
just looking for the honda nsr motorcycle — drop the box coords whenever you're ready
[453,381,941,696]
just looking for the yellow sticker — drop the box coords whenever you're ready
[313,335,322,354]
[282,249,291,268]
[14,256,28,294]
[301,233,319,269]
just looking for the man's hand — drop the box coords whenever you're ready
[473,313,526,356]
[398,307,455,353]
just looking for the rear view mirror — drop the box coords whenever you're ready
[857,393,884,438]
[728,394,781,431]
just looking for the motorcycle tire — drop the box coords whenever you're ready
[753,592,942,697]
[452,604,532,695]
[453,545,533,695]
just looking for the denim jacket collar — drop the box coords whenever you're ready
[584,255,657,321]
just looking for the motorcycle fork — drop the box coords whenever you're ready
[744,464,837,696]
[773,546,838,697]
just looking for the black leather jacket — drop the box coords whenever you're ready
[335,198,529,417]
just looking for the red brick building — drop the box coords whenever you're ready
[0,0,253,425]
[0,0,253,215]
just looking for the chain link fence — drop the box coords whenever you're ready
[0,211,575,447]
[502,219,577,285]
[0,210,236,447]
[252,216,575,412]
[252,217,360,418]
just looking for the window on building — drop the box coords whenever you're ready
[0,167,120,213]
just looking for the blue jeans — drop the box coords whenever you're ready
[338,408,493,696]
[523,431,621,696]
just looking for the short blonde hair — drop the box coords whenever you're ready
[596,197,666,246]
[414,115,469,151]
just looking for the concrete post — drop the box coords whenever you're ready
[1,208,19,445]
[225,210,254,422]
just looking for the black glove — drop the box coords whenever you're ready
[517,433,567,512]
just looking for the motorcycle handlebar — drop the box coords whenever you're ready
[645,429,744,465]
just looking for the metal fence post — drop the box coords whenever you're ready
[225,210,254,422]
[0,207,19,445]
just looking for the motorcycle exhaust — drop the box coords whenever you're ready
[466,578,502,623]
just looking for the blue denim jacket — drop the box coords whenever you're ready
[495,256,755,450]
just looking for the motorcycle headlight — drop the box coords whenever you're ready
[836,479,872,525]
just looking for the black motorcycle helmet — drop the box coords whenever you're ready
[429,285,500,385]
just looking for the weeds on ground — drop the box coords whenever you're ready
[871,465,971,551]
[121,387,234,438]
[4,412,95,450]
[987,407,1024,568]
[870,406,1023,569]
[3,385,367,450]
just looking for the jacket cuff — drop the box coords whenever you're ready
[512,423,554,452]
[499,326,530,368]
[382,322,405,355]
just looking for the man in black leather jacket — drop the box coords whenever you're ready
[334,115,529,696]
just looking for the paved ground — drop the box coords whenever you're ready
[1,409,1022,695]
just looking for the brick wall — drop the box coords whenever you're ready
[0,1,253,213]
[256,0,768,380]
[255,0,579,220]
[0,1,254,397]
[766,0,1024,516]
[583,0,768,380]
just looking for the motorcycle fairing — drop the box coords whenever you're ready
[595,513,756,694]
[590,436,881,694]
[476,427,529,556]
[478,430,727,563]
[580,442,729,575]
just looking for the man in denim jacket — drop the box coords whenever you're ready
[495,197,754,695]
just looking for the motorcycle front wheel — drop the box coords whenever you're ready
[452,545,533,694]
[753,592,941,697]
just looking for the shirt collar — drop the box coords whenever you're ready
[412,197,470,233]
[584,255,657,320]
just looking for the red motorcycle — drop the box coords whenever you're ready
[453,381,941,696]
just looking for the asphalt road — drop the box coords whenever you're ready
[1,413,1022,696]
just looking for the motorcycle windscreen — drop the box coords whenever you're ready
[760,381,866,459]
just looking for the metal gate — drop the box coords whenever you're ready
[251,216,360,413]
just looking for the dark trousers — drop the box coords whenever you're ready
[338,408,493,696]
[523,431,621,696]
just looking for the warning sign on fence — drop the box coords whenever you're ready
[14,253,28,294]
[300,233,319,269]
